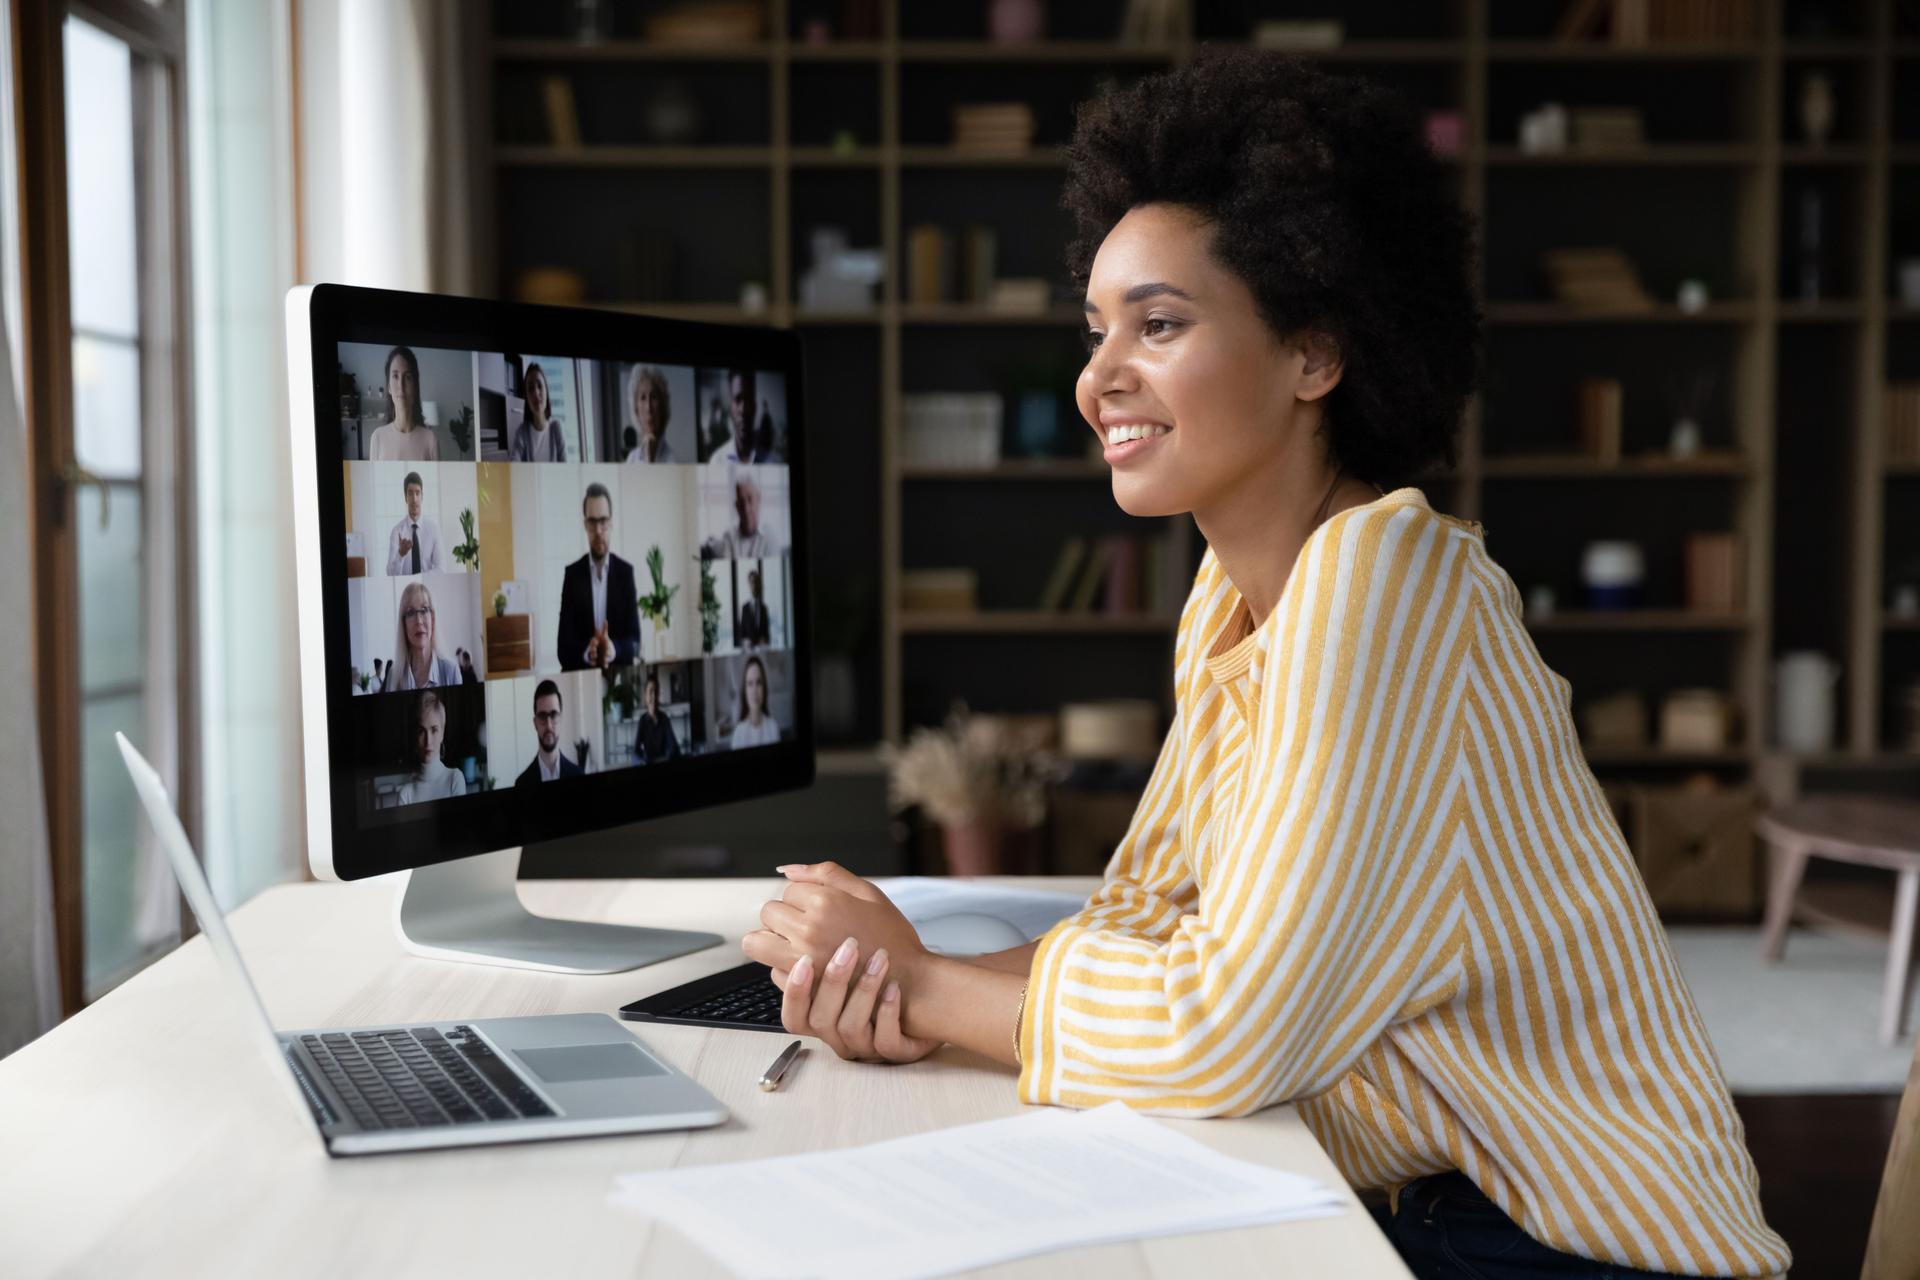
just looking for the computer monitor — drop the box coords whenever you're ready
[286,284,814,974]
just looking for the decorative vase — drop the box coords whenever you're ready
[941,820,1004,877]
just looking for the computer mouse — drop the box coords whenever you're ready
[915,912,1030,956]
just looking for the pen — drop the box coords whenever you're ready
[759,1039,803,1092]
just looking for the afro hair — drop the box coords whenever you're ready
[1061,48,1483,490]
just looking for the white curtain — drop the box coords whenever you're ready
[0,0,61,1057]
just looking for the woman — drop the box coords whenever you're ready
[366,346,438,462]
[741,51,1789,1280]
[396,690,464,804]
[382,580,461,691]
[636,670,680,762]
[728,655,779,748]
[624,365,676,463]
[509,361,567,461]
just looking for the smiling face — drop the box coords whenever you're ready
[635,375,666,438]
[402,586,435,656]
[1077,203,1339,520]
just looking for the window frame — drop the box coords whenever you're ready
[12,0,198,1012]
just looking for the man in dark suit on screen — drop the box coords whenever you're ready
[515,679,586,785]
[557,482,640,670]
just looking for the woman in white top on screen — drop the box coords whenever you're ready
[624,364,676,463]
[382,580,462,691]
[366,346,439,462]
[728,654,781,748]
[509,362,567,461]
[396,690,465,804]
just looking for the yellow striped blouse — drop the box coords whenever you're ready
[1018,487,1790,1277]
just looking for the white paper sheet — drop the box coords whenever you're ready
[869,876,1089,942]
[607,1101,1346,1280]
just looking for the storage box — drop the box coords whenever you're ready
[1627,782,1759,915]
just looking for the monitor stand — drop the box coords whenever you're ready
[394,848,723,974]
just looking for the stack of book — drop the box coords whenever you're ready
[1037,534,1186,617]
[1887,384,1920,464]
[1570,108,1644,151]
[901,569,979,614]
[643,1,764,44]
[906,225,998,305]
[1555,0,1753,44]
[951,104,1036,156]
[1541,248,1653,311]
[901,393,1003,468]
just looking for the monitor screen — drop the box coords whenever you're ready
[289,286,813,880]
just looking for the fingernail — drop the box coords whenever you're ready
[883,982,900,1003]
[866,948,887,977]
[792,954,812,984]
[831,937,856,969]
[774,865,795,875]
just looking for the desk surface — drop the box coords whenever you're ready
[0,876,1410,1279]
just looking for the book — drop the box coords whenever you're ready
[541,76,582,148]
[961,226,997,305]
[1577,378,1623,463]
[908,225,949,305]
[1038,538,1088,611]
[1067,540,1113,613]
[1103,536,1142,615]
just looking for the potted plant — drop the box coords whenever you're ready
[884,701,1061,876]
[448,403,475,456]
[451,508,480,571]
[697,553,721,653]
[637,544,679,649]
[493,589,508,618]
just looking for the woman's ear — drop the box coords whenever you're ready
[1294,331,1345,403]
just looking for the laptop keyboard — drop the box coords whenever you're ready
[298,1025,554,1131]
[666,973,785,1027]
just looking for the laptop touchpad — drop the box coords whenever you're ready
[516,1042,665,1084]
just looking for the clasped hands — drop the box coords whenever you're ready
[742,862,942,1064]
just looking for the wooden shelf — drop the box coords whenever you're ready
[492,38,772,62]
[1582,746,1752,766]
[790,146,884,167]
[1884,615,1920,632]
[898,303,1082,325]
[898,611,1177,636]
[895,40,1177,62]
[1780,145,1873,166]
[901,461,1105,481]
[1486,40,1760,61]
[1886,461,1920,477]
[787,41,888,61]
[1479,453,1749,478]
[1228,39,1469,62]
[1777,300,1866,322]
[1484,145,1759,166]
[1484,301,1757,324]
[603,301,774,324]
[898,146,1068,168]
[1526,610,1753,633]
[493,145,773,168]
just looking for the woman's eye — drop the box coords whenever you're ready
[1081,329,1104,354]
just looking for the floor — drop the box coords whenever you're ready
[1736,1091,1900,1280]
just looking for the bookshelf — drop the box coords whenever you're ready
[477,0,1920,821]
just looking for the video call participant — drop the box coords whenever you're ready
[558,482,639,671]
[515,678,583,785]
[509,361,567,461]
[709,369,776,464]
[367,346,439,462]
[635,670,680,763]
[736,568,770,648]
[701,468,785,559]
[729,654,780,748]
[624,365,676,463]
[385,470,446,575]
[382,580,461,691]
[396,690,465,804]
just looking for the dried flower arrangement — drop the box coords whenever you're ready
[882,702,1061,831]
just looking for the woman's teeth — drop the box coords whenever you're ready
[1106,424,1170,444]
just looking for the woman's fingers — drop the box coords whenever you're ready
[775,861,885,904]
[807,936,860,1058]
[836,948,888,1059]
[873,982,939,1063]
[741,928,801,974]
[779,953,816,1038]
[758,898,809,942]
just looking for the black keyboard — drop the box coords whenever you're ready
[294,1025,555,1131]
[619,961,788,1032]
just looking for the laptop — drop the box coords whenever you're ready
[116,733,729,1156]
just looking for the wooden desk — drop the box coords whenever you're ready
[0,876,1410,1278]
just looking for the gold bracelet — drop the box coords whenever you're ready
[1012,980,1031,1067]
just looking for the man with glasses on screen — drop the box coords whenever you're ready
[557,482,639,671]
[515,679,583,785]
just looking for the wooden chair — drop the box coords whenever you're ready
[1863,1030,1920,1280]
[1755,796,1920,1046]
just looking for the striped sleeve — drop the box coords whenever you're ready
[1018,506,1476,1116]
